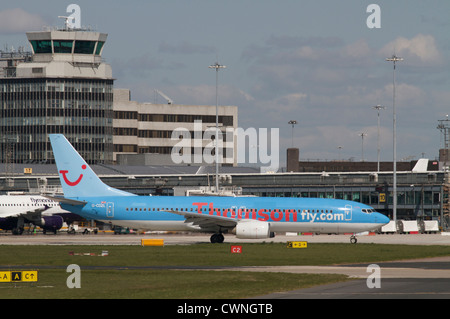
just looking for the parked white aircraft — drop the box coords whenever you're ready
[0,194,73,234]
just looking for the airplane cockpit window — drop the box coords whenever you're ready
[362,209,374,214]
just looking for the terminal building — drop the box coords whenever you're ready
[113,88,238,166]
[0,157,448,231]
[0,25,238,165]
[285,148,449,226]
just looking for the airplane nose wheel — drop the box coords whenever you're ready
[210,233,224,243]
[350,235,357,244]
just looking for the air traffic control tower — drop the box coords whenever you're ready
[0,24,114,164]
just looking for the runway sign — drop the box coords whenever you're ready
[231,245,242,253]
[0,271,38,282]
[287,241,307,248]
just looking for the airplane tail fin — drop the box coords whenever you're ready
[49,134,135,198]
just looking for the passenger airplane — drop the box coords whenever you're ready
[49,134,390,243]
[0,194,69,234]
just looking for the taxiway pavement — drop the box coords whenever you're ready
[1,232,450,246]
[1,232,450,298]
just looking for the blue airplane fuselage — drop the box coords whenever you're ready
[49,134,390,242]
[63,195,389,234]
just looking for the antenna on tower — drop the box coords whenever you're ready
[58,16,75,30]
[58,4,81,30]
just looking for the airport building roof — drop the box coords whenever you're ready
[0,163,260,177]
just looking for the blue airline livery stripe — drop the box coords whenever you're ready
[66,196,380,224]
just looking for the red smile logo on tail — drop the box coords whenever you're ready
[60,165,87,186]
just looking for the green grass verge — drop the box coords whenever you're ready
[0,243,449,298]
[0,269,349,299]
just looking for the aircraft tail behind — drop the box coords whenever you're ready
[49,134,135,198]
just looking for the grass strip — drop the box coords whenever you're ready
[1,243,449,298]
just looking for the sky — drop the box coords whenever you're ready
[1,0,450,168]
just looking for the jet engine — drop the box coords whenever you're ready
[0,217,19,232]
[0,215,63,234]
[234,220,274,239]
[37,215,64,233]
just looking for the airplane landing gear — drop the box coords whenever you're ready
[210,233,224,243]
[12,227,24,235]
[350,235,357,244]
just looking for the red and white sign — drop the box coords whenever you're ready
[231,245,242,254]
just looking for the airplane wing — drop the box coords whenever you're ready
[164,210,237,231]
[0,206,50,218]
[42,195,87,207]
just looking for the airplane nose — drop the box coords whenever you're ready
[376,213,390,225]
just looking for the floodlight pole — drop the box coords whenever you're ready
[359,133,367,162]
[209,62,226,193]
[386,55,403,222]
[372,105,386,172]
[338,146,343,161]
[288,120,297,148]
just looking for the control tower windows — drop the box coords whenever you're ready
[29,40,103,55]
[53,40,73,53]
[74,41,96,54]
[29,40,52,54]
[95,41,105,55]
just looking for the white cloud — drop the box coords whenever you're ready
[278,93,308,105]
[0,8,47,34]
[394,83,427,107]
[341,39,371,59]
[379,34,443,65]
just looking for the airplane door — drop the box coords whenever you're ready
[345,205,352,221]
[106,202,114,218]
